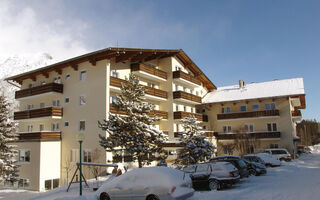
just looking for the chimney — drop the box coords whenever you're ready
[239,80,245,88]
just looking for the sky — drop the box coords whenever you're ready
[0,0,319,120]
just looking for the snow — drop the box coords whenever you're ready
[203,78,305,104]
[3,152,320,200]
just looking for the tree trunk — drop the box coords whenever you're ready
[138,156,143,168]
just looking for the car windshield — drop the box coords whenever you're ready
[271,150,288,154]
[237,160,247,168]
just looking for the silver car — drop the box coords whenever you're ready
[96,167,194,200]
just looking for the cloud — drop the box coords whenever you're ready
[0,0,90,61]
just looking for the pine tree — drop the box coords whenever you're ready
[99,73,168,168]
[0,93,19,183]
[175,116,216,168]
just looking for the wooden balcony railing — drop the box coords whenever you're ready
[110,77,168,99]
[18,131,61,141]
[292,110,302,117]
[174,131,214,138]
[131,63,167,80]
[110,104,168,119]
[173,91,201,103]
[15,83,63,99]
[173,71,201,85]
[217,110,280,120]
[173,111,208,122]
[14,107,63,120]
[214,131,281,140]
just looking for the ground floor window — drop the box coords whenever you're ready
[18,178,30,188]
[83,150,92,162]
[270,143,279,148]
[45,179,59,190]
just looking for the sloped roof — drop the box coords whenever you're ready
[203,78,305,104]
[5,47,216,91]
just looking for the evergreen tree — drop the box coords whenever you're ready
[99,73,168,168]
[0,93,19,183]
[175,116,216,168]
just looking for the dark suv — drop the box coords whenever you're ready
[210,156,249,178]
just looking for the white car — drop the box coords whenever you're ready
[264,148,292,161]
[255,153,281,167]
[96,167,194,200]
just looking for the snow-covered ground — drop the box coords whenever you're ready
[2,152,320,200]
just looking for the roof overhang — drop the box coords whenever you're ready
[5,47,216,91]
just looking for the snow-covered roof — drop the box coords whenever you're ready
[203,78,305,104]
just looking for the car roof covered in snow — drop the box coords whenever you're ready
[203,78,305,104]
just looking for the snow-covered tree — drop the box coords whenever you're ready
[0,93,19,183]
[175,116,216,168]
[99,73,168,168]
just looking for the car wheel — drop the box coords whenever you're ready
[208,179,220,191]
[146,194,160,200]
[100,192,110,200]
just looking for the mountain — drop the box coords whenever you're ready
[0,53,55,110]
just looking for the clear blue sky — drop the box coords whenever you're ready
[1,0,319,120]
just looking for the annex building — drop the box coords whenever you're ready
[5,47,305,191]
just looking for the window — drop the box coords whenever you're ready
[65,74,71,80]
[111,70,119,78]
[83,150,92,162]
[175,105,179,111]
[252,104,259,110]
[203,125,207,130]
[223,125,232,133]
[18,178,30,188]
[175,66,181,71]
[196,91,199,96]
[183,106,187,112]
[64,121,69,127]
[112,150,123,163]
[191,107,195,113]
[52,100,60,107]
[79,96,86,106]
[265,103,276,110]
[110,96,117,104]
[269,144,279,149]
[267,123,277,132]
[80,70,87,81]
[40,102,45,108]
[40,80,46,85]
[183,87,187,92]
[190,89,193,94]
[175,84,179,91]
[70,149,79,162]
[244,124,254,132]
[221,107,231,113]
[65,97,70,104]
[240,105,247,112]
[175,124,179,132]
[27,125,33,132]
[28,83,34,88]
[53,76,61,84]
[45,179,59,190]
[51,123,60,131]
[39,124,44,131]
[79,121,85,132]
[27,104,34,110]
[18,149,30,163]
[147,82,155,88]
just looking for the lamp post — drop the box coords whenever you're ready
[77,132,85,196]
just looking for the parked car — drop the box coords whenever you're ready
[243,160,267,176]
[183,162,240,191]
[264,148,292,161]
[210,156,250,178]
[255,153,281,167]
[243,155,265,165]
[96,167,194,200]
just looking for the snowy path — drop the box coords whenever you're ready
[1,153,320,200]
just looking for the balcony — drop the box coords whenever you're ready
[173,111,208,122]
[217,110,280,120]
[14,107,63,120]
[214,131,281,140]
[173,71,201,87]
[173,91,201,104]
[110,77,168,101]
[15,83,63,100]
[174,131,214,138]
[18,131,61,141]
[292,110,302,122]
[110,104,168,119]
[131,63,167,81]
